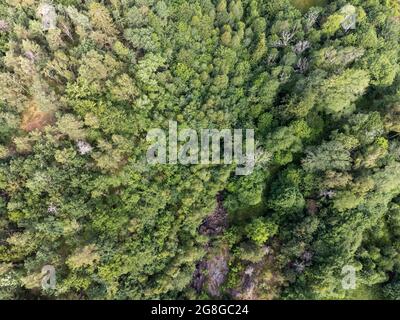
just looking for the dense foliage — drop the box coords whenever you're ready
[1,0,400,300]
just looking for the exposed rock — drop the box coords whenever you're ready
[205,248,229,297]
[192,261,207,294]
[192,194,229,298]
[198,193,228,236]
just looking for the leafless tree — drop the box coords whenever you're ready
[302,251,313,263]
[341,49,364,65]
[47,204,58,214]
[245,266,255,276]
[293,261,305,273]
[77,140,93,155]
[272,30,295,48]
[305,10,320,29]
[320,190,336,199]
[281,31,294,46]
[60,22,74,41]
[296,57,309,73]
[25,51,37,62]
[0,20,9,32]
[294,41,311,55]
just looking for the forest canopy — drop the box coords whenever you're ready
[1,0,400,300]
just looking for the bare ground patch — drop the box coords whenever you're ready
[20,101,54,132]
